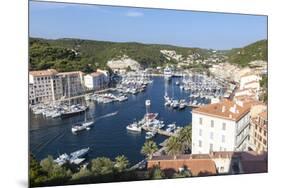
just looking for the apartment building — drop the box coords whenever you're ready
[58,71,85,97]
[249,110,268,153]
[192,99,251,154]
[84,70,109,91]
[29,69,63,104]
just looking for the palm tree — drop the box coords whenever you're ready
[178,126,192,151]
[165,136,182,159]
[114,155,129,172]
[141,140,158,159]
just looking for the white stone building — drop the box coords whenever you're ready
[84,71,109,91]
[29,69,63,104]
[192,99,251,154]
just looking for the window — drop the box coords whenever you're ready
[263,139,267,145]
[211,120,214,128]
[209,144,213,152]
[222,135,225,143]
[210,132,214,140]
[199,140,202,147]
[199,117,203,125]
[259,127,262,133]
[222,123,226,130]
[199,129,202,136]
[264,131,267,137]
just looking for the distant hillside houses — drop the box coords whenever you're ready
[160,49,184,61]
[107,55,141,73]
[234,72,262,101]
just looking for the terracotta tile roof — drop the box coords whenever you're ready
[90,72,104,77]
[148,156,217,176]
[58,71,84,76]
[29,69,58,76]
[149,151,267,175]
[192,99,250,121]
[240,152,267,173]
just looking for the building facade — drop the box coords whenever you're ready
[29,69,63,104]
[192,99,251,154]
[58,71,85,97]
[84,70,109,91]
[249,111,268,153]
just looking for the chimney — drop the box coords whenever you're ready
[222,106,226,113]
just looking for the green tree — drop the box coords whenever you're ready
[30,154,48,186]
[90,157,114,176]
[150,166,165,180]
[49,164,69,179]
[165,136,182,159]
[40,155,55,174]
[172,168,192,178]
[114,155,129,172]
[71,168,92,180]
[141,140,158,159]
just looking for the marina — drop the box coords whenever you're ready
[30,74,234,165]
[30,76,193,165]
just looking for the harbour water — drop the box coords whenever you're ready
[30,77,193,165]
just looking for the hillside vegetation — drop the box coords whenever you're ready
[227,40,267,67]
[29,38,211,72]
[29,38,267,72]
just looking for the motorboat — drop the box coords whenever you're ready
[171,100,179,108]
[71,121,93,133]
[145,131,156,139]
[70,147,90,159]
[117,95,128,102]
[145,99,151,106]
[54,153,70,166]
[166,123,176,132]
[126,122,142,132]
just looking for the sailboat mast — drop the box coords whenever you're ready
[67,75,70,108]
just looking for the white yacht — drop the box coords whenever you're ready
[164,66,172,80]
[126,122,142,132]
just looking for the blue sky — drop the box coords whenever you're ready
[29,1,267,50]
